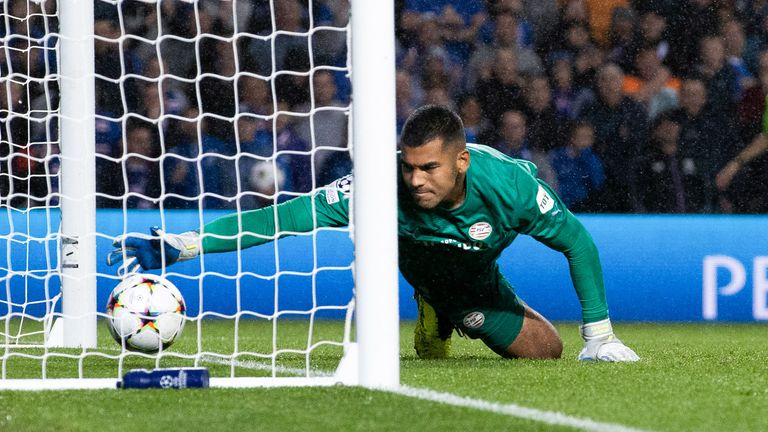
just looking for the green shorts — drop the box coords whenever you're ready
[432,276,526,356]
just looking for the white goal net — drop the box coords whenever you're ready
[0,0,398,389]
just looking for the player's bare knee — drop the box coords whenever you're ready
[506,317,562,359]
[547,333,564,359]
[528,331,562,359]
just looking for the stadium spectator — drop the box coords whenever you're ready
[293,70,351,185]
[742,4,768,72]
[585,0,630,48]
[398,0,488,65]
[238,76,274,122]
[577,63,648,212]
[622,46,681,120]
[494,110,558,190]
[716,52,768,212]
[143,58,190,118]
[572,42,604,90]
[487,0,536,49]
[721,18,756,98]
[237,116,284,209]
[124,123,161,209]
[549,19,594,63]
[420,49,460,95]
[94,19,141,115]
[424,86,456,111]
[520,0,559,47]
[523,75,567,152]
[626,9,671,67]
[550,120,605,212]
[550,55,584,119]
[273,102,313,195]
[664,0,721,77]
[475,48,526,127]
[156,1,197,79]
[248,0,307,76]
[671,77,736,212]
[466,13,544,90]
[696,35,739,122]
[457,94,490,144]
[605,6,637,71]
[536,0,591,61]
[198,38,239,140]
[163,108,202,210]
[396,70,422,134]
[636,112,707,213]
[95,108,123,208]
[195,115,240,209]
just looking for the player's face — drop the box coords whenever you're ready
[400,137,469,209]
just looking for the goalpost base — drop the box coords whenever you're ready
[44,318,65,348]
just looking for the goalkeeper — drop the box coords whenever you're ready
[108,105,639,362]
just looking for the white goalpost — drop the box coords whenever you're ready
[0,0,398,390]
[56,0,98,349]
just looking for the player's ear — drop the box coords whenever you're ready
[456,148,470,174]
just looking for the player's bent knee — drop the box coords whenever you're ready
[507,331,562,359]
[505,307,563,359]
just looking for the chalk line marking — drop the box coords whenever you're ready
[392,385,650,432]
[213,356,651,432]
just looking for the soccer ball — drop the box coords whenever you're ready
[106,273,186,353]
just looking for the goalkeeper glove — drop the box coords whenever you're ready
[106,227,200,274]
[578,318,639,362]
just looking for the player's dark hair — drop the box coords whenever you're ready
[399,105,466,150]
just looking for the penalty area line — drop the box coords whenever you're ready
[392,385,651,432]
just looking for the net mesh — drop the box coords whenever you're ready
[1,0,355,382]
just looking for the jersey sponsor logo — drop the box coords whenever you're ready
[468,222,493,240]
[463,311,485,329]
[325,187,340,204]
[536,185,555,214]
[324,175,352,205]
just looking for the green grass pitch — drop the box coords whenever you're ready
[1,321,766,432]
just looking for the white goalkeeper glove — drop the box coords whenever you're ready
[107,227,201,275]
[578,318,639,362]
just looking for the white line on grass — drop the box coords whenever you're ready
[216,356,651,432]
[198,354,333,378]
[392,385,651,432]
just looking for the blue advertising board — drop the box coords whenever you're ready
[1,210,767,322]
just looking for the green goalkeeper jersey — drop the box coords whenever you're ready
[202,144,608,324]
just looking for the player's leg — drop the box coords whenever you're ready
[450,276,562,360]
[413,293,454,359]
[504,304,563,359]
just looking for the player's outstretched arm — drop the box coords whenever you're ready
[578,318,639,362]
[106,176,352,273]
[107,227,200,274]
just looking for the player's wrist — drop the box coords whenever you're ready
[580,318,614,341]
[163,230,201,262]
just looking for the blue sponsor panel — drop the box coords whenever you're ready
[500,215,768,322]
[1,211,767,321]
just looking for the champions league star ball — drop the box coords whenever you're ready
[106,274,186,353]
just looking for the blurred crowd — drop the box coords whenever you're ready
[3,0,768,213]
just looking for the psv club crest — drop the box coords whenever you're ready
[468,222,493,240]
